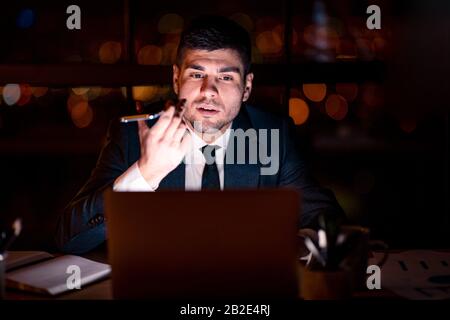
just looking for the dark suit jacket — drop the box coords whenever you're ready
[56,105,345,254]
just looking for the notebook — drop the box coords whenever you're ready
[5,252,111,296]
[5,251,54,271]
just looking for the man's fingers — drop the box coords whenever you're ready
[150,106,176,136]
[171,123,187,144]
[179,131,192,153]
[137,120,149,143]
[163,112,185,141]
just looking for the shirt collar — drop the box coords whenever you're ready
[187,123,232,151]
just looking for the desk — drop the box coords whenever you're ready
[5,248,401,300]
[8,249,450,300]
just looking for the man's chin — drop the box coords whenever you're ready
[190,119,223,134]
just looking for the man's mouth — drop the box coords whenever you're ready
[196,105,220,117]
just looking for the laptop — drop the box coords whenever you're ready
[104,188,300,299]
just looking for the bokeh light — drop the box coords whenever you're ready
[72,87,90,96]
[121,87,127,98]
[302,83,327,102]
[256,31,283,55]
[17,84,33,106]
[3,84,21,106]
[98,41,122,64]
[289,98,309,125]
[138,45,163,65]
[336,83,358,102]
[17,9,35,29]
[230,12,254,32]
[67,93,87,113]
[31,87,48,98]
[132,86,158,101]
[70,101,94,128]
[86,87,102,100]
[158,13,183,34]
[325,94,348,120]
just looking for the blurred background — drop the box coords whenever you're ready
[0,0,448,250]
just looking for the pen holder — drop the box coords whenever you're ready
[299,266,352,300]
[0,253,6,300]
[339,226,388,290]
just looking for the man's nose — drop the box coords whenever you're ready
[200,76,218,98]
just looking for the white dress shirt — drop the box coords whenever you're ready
[113,126,231,192]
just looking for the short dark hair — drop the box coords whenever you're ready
[176,15,252,75]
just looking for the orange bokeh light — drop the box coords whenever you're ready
[67,93,88,113]
[256,31,283,55]
[289,98,309,125]
[17,84,33,106]
[71,101,93,128]
[138,45,163,65]
[326,94,348,120]
[31,87,48,98]
[303,83,327,102]
[132,86,158,101]
[99,41,122,64]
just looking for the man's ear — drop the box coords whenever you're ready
[172,64,180,95]
[242,72,254,102]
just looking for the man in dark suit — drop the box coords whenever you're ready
[56,15,344,254]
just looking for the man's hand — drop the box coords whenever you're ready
[137,104,191,188]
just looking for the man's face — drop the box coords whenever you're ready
[173,48,253,134]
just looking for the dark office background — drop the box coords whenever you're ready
[0,0,448,251]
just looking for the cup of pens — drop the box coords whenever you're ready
[298,213,381,299]
[0,218,22,299]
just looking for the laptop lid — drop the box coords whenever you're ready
[104,188,300,299]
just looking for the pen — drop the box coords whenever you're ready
[120,98,186,123]
[0,218,22,254]
[120,112,162,123]
[304,236,326,267]
[318,229,328,265]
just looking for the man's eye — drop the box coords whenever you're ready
[220,75,233,81]
[190,73,204,79]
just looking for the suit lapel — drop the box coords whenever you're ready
[224,106,260,189]
[157,162,185,190]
